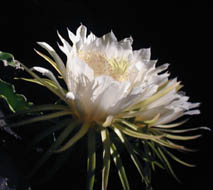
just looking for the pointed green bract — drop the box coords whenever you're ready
[28,120,79,178]
[56,122,90,152]
[20,63,68,104]
[101,128,111,190]
[113,123,163,141]
[110,141,130,190]
[157,146,180,182]
[165,133,202,141]
[26,118,72,152]
[158,126,209,133]
[161,147,195,167]
[117,119,139,131]
[34,49,62,76]
[5,104,70,119]
[154,119,189,129]
[15,77,61,90]
[6,111,72,128]
[113,128,151,187]
[87,127,96,190]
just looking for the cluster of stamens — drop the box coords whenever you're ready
[78,51,129,81]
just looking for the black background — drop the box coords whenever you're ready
[0,0,212,190]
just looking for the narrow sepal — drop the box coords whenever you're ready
[87,127,96,190]
[110,141,130,190]
[101,128,111,190]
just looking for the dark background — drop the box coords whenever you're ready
[0,0,212,190]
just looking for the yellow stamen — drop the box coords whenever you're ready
[78,51,129,82]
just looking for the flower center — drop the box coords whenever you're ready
[78,51,129,81]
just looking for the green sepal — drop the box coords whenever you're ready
[87,127,96,190]
[55,122,90,152]
[113,127,151,188]
[28,120,80,178]
[26,118,72,152]
[101,128,111,190]
[157,146,181,183]
[6,110,72,128]
[110,140,130,190]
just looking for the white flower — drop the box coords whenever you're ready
[11,24,205,190]
[34,24,200,125]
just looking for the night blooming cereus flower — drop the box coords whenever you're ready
[8,24,205,190]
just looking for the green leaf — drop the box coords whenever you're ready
[1,51,69,106]
[0,51,21,68]
[0,78,33,113]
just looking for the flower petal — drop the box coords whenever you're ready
[76,24,87,42]
[32,66,65,95]
[65,54,94,92]
[37,42,66,79]
[103,31,117,44]
[57,31,72,55]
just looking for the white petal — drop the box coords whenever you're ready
[140,48,151,60]
[133,48,151,62]
[57,31,72,55]
[86,32,97,44]
[119,36,133,50]
[135,61,146,70]
[103,31,117,43]
[138,84,159,101]
[91,75,114,102]
[147,79,178,109]
[184,110,200,115]
[137,106,167,121]
[90,76,130,115]
[32,66,65,95]
[156,110,183,125]
[76,24,87,42]
[188,102,200,109]
[151,63,169,74]
[110,85,150,113]
[66,55,94,94]
[68,28,77,44]
[37,42,66,79]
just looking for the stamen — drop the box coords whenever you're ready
[78,51,129,82]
